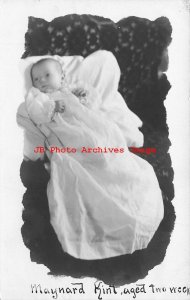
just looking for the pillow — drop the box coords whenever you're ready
[19,54,84,96]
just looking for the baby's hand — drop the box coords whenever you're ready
[79,97,88,105]
[72,87,88,99]
[72,87,88,106]
[55,100,65,113]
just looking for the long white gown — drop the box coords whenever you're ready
[17,50,164,260]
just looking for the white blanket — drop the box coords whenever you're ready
[17,50,164,260]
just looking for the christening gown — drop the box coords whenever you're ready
[17,50,164,260]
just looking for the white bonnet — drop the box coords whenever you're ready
[19,54,84,96]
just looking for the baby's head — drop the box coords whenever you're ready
[31,58,64,93]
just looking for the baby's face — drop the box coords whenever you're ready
[31,60,62,93]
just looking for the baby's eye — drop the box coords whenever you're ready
[34,78,38,82]
[46,73,50,77]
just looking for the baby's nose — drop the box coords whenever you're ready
[40,77,46,83]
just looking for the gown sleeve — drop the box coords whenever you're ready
[25,87,56,125]
[68,50,144,147]
[16,102,46,160]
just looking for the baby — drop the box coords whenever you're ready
[26,58,98,124]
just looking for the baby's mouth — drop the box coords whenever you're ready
[41,85,51,92]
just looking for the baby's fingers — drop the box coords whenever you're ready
[55,100,65,112]
[59,104,65,112]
